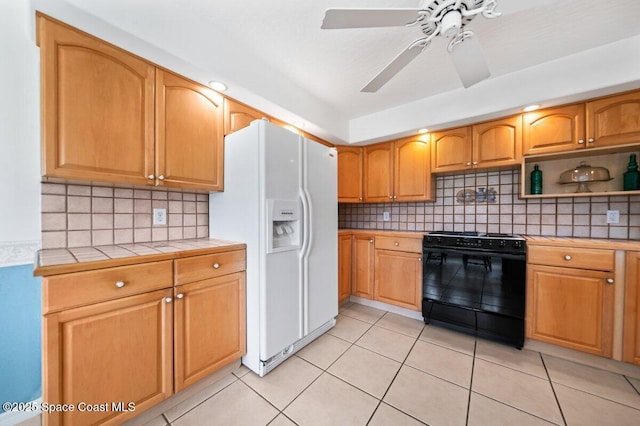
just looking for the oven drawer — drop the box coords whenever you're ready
[527,245,614,271]
[375,235,422,253]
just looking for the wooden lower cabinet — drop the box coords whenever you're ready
[624,251,640,365]
[41,248,246,425]
[526,264,615,357]
[352,234,375,299]
[374,249,422,310]
[338,234,353,303]
[174,273,246,391]
[43,288,173,426]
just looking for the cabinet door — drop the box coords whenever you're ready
[338,234,353,303]
[352,235,375,299]
[624,251,640,365]
[394,136,433,201]
[363,142,394,202]
[43,289,173,426]
[224,98,265,135]
[156,70,224,191]
[174,272,246,391]
[473,116,522,168]
[37,14,155,186]
[374,249,422,311]
[587,90,640,148]
[522,104,586,155]
[337,147,364,203]
[526,264,614,357]
[431,127,472,172]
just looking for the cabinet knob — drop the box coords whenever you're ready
[158,175,165,180]
[606,278,614,284]
[393,195,397,199]
[369,239,374,244]
[147,174,155,180]
[389,195,393,199]
[165,297,173,303]
[359,197,362,201]
[472,161,478,165]
[466,162,471,166]
[588,138,595,144]
[578,139,585,144]
[213,263,220,269]
[564,255,572,261]
[115,280,125,288]
[394,242,399,246]
[418,257,422,262]
[176,293,184,299]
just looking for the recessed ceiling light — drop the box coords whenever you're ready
[417,128,429,134]
[522,104,540,112]
[208,81,227,92]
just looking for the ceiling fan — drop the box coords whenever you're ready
[321,0,502,92]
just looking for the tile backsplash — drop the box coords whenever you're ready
[41,183,209,249]
[339,168,640,240]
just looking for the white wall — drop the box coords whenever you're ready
[0,0,41,264]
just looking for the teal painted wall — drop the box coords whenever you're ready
[0,264,41,411]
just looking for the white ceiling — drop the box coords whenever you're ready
[31,0,640,144]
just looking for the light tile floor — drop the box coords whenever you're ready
[144,302,640,426]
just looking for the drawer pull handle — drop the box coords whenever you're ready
[176,293,184,299]
[564,255,572,261]
[115,281,125,288]
[165,297,173,303]
[394,242,399,246]
[606,278,614,284]
[213,263,221,269]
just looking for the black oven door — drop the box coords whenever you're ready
[422,247,526,348]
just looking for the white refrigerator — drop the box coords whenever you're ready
[210,119,338,376]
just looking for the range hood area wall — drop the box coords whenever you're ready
[339,168,640,240]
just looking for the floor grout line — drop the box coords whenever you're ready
[540,353,568,426]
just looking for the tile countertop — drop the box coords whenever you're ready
[338,229,640,250]
[34,238,246,277]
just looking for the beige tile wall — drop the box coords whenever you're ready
[339,168,640,239]
[41,183,209,249]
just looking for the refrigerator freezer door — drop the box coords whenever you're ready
[261,123,303,360]
[302,140,338,335]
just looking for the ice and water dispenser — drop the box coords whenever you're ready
[267,199,300,253]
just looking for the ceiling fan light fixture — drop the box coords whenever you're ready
[440,10,462,37]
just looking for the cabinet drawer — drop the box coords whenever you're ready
[175,250,246,285]
[375,236,422,253]
[43,260,173,313]
[527,245,614,271]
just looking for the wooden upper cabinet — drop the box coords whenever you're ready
[224,98,265,135]
[394,136,433,201]
[431,126,472,172]
[155,70,224,191]
[364,142,394,202]
[587,90,640,148]
[472,115,522,168]
[337,146,364,203]
[522,104,586,155]
[37,13,155,185]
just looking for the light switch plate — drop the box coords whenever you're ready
[606,210,619,224]
[153,208,167,225]
[383,211,390,221]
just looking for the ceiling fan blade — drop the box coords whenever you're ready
[362,41,427,93]
[321,8,421,29]
[449,34,490,88]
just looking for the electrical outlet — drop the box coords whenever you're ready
[606,210,620,224]
[383,211,390,221]
[153,208,167,225]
